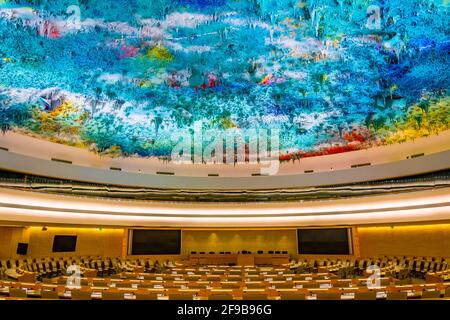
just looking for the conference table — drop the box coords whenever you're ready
[188,253,290,266]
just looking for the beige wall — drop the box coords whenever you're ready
[182,229,298,255]
[20,227,123,258]
[0,226,27,259]
[357,224,450,258]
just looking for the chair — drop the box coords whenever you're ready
[386,291,408,300]
[169,293,194,300]
[278,292,306,300]
[208,293,234,300]
[354,291,377,300]
[242,292,268,300]
[102,291,124,300]
[9,288,27,298]
[41,290,60,300]
[71,290,92,300]
[316,292,342,300]
[421,290,441,299]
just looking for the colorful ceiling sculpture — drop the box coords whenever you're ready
[0,0,449,161]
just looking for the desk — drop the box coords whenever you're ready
[237,255,254,266]
[188,254,289,266]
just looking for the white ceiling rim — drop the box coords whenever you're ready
[0,148,449,189]
[0,130,449,179]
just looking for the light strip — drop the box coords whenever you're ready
[0,205,449,227]
[0,187,448,216]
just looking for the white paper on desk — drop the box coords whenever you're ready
[343,292,354,296]
[132,284,138,289]
[156,277,163,280]
[188,272,194,275]
[286,277,292,281]
[137,276,144,280]
[278,272,283,275]
[175,277,182,281]
[305,277,312,280]
[154,285,163,289]
[109,283,116,287]
[266,278,273,281]
[295,285,303,288]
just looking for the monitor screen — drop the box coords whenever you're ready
[52,235,77,252]
[131,230,181,255]
[297,228,350,254]
[16,242,28,255]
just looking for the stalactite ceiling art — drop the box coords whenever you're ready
[0,0,449,161]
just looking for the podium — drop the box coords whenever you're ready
[188,253,289,266]
[236,254,255,266]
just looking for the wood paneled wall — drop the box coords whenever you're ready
[358,224,450,258]
[2,223,450,260]
[181,229,298,255]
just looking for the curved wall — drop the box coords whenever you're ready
[0,131,449,189]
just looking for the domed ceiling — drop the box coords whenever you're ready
[0,0,449,162]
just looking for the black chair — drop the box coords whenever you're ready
[275,251,281,254]
[199,252,205,254]
[268,251,274,254]
[282,251,288,254]
[209,252,215,254]
[190,251,197,254]
[257,251,263,254]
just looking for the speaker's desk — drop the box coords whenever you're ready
[188,254,289,266]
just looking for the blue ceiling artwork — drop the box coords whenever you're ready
[0,0,448,161]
